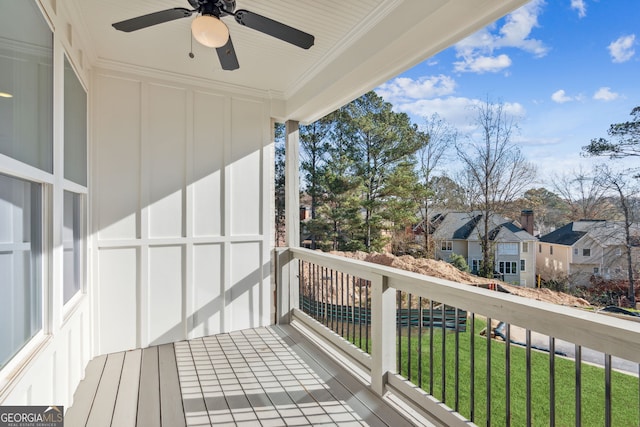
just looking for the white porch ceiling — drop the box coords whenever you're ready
[70,0,530,123]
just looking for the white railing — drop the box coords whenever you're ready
[276,247,640,427]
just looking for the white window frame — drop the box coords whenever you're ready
[441,240,453,251]
[520,259,526,272]
[499,261,518,275]
[582,248,590,257]
[522,242,528,253]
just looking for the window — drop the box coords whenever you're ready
[582,248,590,257]
[498,243,518,255]
[538,244,542,253]
[550,246,554,255]
[520,259,526,271]
[64,57,87,186]
[499,261,518,275]
[574,248,578,255]
[0,2,53,172]
[0,174,42,369]
[616,248,622,256]
[593,267,599,274]
[471,259,482,273]
[522,242,528,253]
[63,191,84,303]
[441,241,453,251]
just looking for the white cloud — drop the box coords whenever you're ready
[454,54,512,73]
[376,75,456,103]
[608,34,636,63]
[593,87,619,101]
[380,96,525,133]
[551,89,574,103]
[570,0,587,18]
[453,0,548,74]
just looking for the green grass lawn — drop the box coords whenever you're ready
[346,319,640,426]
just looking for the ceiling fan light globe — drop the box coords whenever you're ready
[191,15,229,48]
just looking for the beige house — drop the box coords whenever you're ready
[537,220,640,287]
[430,211,537,287]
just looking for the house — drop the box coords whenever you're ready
[429,211,537,287]
[3,2,639,426]
[537,219,640,287]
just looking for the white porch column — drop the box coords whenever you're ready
[277,120,300,324]
[285,120,300,248]
[371,275,396,395]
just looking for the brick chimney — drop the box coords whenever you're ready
[520,209,534,235]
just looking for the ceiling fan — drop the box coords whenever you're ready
[112,0,315,71]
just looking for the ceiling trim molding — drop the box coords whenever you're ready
[93,58,285,100]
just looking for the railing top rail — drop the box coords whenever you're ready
[288,247,640,364]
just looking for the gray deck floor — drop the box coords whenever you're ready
[65,325,418,426]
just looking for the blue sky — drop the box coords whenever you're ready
[376,0,639,182]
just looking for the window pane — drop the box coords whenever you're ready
[64,57,87,186]
[63,191,83,303]
[0,174,42,368]
[0,1,53,172]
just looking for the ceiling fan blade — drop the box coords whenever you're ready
[234,10,314,49]
[216,37,240,70]
[113,8,193,32]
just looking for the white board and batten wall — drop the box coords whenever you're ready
[93,70,274,355]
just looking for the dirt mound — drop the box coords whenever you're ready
[330,251,590,307]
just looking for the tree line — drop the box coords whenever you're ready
[274,92,639,293]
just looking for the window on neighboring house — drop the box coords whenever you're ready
[550,246,554,255]
[574,248,578,255]
[593,267,599,274]
[616,248,622,256]
[522,242,528,253]
[498,243,519,255]
[582,248,590,257]
[471,259,482,273]
[499,261,518,275]
[0,174,43,369]
[441,241,453,251]
[520,259,526,271]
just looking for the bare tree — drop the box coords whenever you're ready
[414,113,457,256]
[456,99,536,277]
[551,166,613,221]
[596,164,639,305]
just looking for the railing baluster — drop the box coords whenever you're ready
[550,336,556,427]
[397,291,402,373]
[429,299,434,395]
[359,278,363,350]
[526,329,532,427]
[455,307,460,412]
[322,266,327,325]
[575,344,582,427]
[486,316,491,427]
[408,293,412,380]
[506,322,511,427]
[352,275,356,344]
[442,303,446,404]
[418,296,423,390]
[605,353,611,427]
[340,270,345,337]
[470,312,475,423]
[365,280,369,352]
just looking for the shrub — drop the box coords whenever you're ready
[448,253,470,273]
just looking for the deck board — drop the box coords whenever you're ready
[136,346,160,427]
[86,352,125,427]
[65,354,107,427]
[111,349,142,427]
[158,343,185,427]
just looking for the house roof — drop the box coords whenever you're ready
[431,211,536,242]
[65,0,529,123]
[539,220,640,247]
